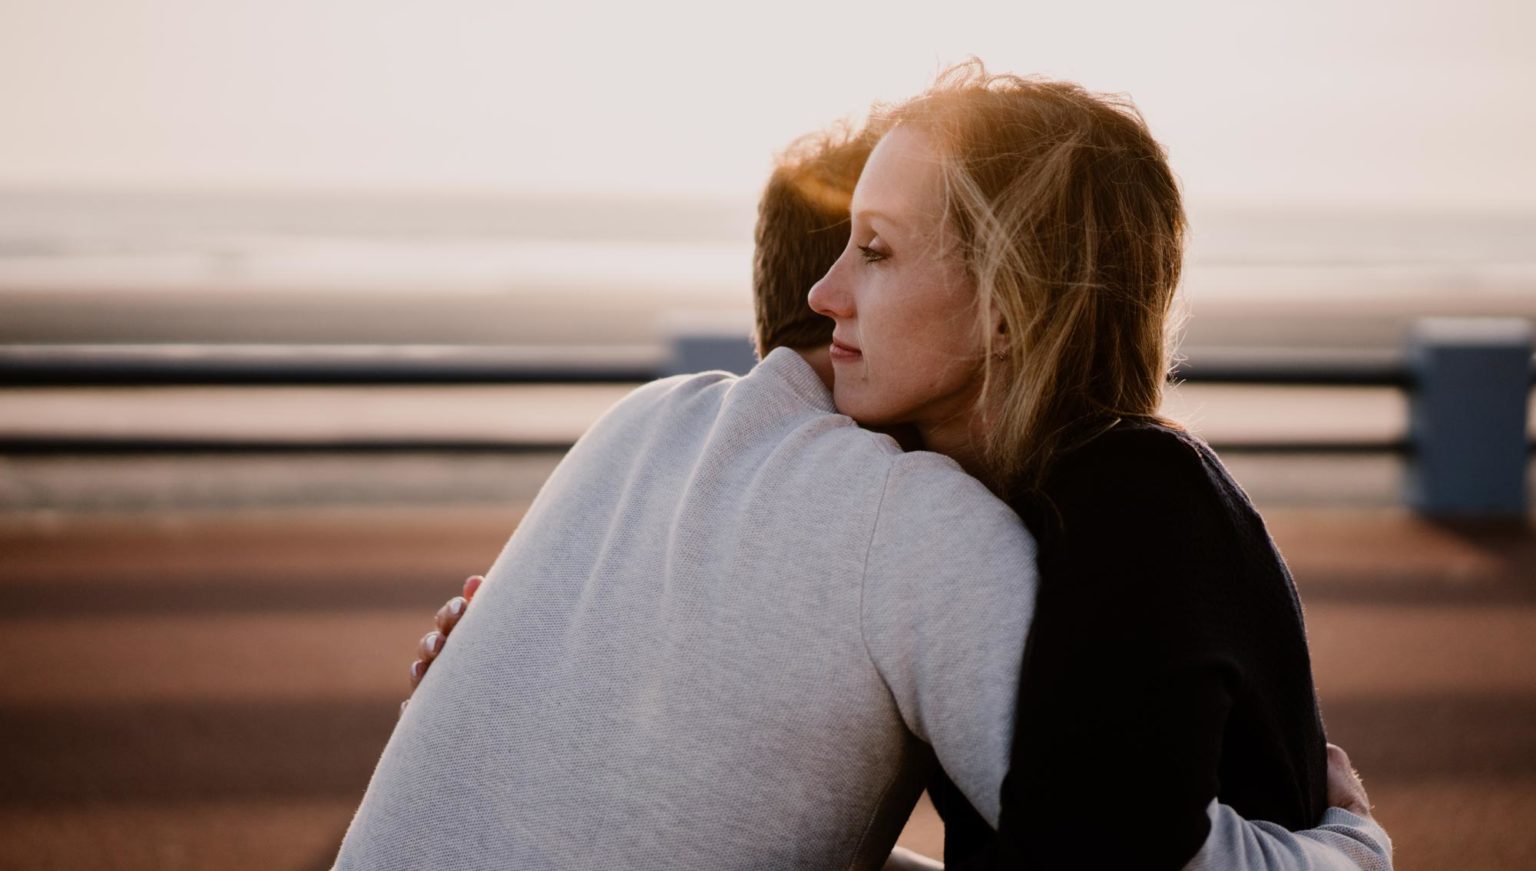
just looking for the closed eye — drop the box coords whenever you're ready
[857,244,888,264]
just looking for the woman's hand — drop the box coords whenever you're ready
[1325,742,1373,817]
[399,574,482,715]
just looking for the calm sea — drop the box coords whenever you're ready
[1,189,1532,350]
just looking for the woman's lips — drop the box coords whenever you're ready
[829,338,862,362]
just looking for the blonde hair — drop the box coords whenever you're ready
[883,61,1187,494]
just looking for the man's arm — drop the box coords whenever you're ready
[1189,803,1392,871]
[1186,743,1391,871]
[937,742,1391,871]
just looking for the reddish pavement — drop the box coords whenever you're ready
[1,504,1533,870]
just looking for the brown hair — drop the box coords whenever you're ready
[752,126,879,355]
[883,61,1187,494]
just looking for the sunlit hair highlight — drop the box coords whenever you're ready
[881,60,1188,494]
[753,124,880,355]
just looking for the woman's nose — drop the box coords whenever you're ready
[807,262,848,319]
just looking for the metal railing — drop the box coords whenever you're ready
[0,343,665,387]
[2,320,1532,515]
[0,343,1442,388]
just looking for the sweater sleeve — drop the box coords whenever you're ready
[1185,801,1394,871]
[859,456,1038,828]
[994,431,1248,869]
[978,798,1397,871]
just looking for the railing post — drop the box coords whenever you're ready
[1407,318,1533,517]
[667,331,758,377]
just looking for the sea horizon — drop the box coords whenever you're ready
[2,187,1533,351]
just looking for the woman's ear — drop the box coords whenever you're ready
[990,314,1011,359]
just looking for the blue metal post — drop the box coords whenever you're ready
[667,331,758,377]
[1407,318,1533,517]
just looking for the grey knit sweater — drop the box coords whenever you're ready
[335,348,1037,870]
[335,348,1393,871]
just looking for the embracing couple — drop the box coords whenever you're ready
[335,63,1393,870]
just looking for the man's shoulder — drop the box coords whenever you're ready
[579,367,903,480]
[885,451,1009,507]
[874,452,1032,554]
[578,370,738,437]
[610,349,822,424]
[621,370,738,410]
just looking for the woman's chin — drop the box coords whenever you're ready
[832,393,899,429]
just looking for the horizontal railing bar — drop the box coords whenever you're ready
[1168,348,1413,387]
[9,436,1518,457]
[4,343,1536,388]
[0,344,665,386]
[0,438,581,455]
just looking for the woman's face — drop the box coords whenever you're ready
[807,125,988,450]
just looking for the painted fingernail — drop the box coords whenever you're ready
[426,631,442,654]
[399,700,409,717]
[409,660,424,682]
[448,597,464,617]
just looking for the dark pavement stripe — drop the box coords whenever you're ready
[1321,692,1536,782]
[2,690,1534,809]
[0,574,458,619]
[1297,575,1536,606]
[1,567,1531,620]
[0,698,397,807]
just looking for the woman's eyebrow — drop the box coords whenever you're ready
[853,208,903,230]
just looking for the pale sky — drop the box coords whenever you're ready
[1,0,1532,208]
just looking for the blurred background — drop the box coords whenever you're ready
[1,1,1533,868]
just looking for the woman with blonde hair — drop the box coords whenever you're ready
[400,63,1391,869]
[806,62,1384,868]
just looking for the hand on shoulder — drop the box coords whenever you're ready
[400,574,482,716]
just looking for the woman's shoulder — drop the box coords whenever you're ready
[1023,419,1286,624]
[1010,417,1257,561]
[1053,417,1222,496]
[1087,416,1205,453]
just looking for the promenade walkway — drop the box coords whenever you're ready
[2,492,1533,869]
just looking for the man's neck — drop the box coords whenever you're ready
[791,345,834,392]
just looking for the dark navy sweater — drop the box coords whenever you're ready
[934,420,1328,869]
